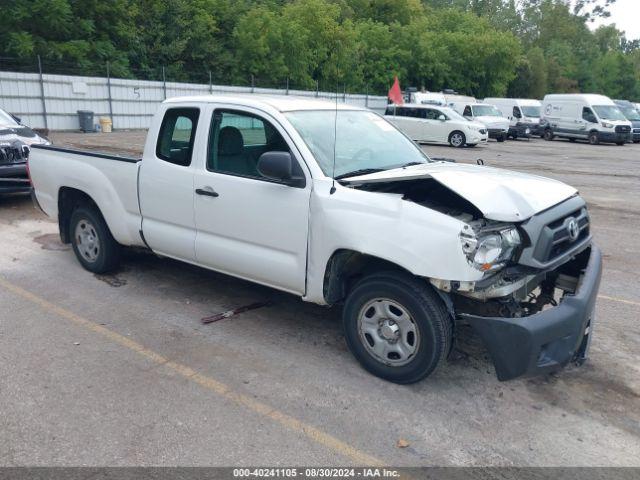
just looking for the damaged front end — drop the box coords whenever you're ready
[443,195,601,381]
[345,167,602,381]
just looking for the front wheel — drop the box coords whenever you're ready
[544,129,554,141]
[496,134,506,143]
[589,132,600,145]
[70,206,121,273]
[342,271,452,384]
[448,131,466,148]
[616,141,625,146]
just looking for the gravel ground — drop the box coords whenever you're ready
[0,130,638,467]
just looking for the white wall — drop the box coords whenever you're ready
[0,70,388,130]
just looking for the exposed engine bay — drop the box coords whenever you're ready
[353,177,483,220]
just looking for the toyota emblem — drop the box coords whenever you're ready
[567,218,580,242]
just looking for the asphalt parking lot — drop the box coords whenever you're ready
[1,131,639,466]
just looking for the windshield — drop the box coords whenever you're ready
[520,106,541,117]
[472,105,502,117]
[592,105,627,121]
[618,105,640,121]
[440,107,468,122]
[0,109,19,127]
[285,110,430,178]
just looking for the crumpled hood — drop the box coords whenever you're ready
[342,162,578,222]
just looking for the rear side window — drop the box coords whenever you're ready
[156,108,200,166]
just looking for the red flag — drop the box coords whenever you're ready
[388,76,403,105]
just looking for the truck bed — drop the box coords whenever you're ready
[29,145,145,247]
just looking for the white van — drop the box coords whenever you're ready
[385,103,488,147]
[410,92,447,106]
[484,98,542,138]
[450,102,510,142]
[541,94,632,145]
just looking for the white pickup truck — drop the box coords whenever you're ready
[30,95,602,383]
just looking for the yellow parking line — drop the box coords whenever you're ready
[598,295,640,307]
[0,276,385,467]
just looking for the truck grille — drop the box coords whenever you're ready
[634,128,640,134]
[615,125,631,134]
[0,141,29,165]
[518,197,591,269]
[543,209,590,261]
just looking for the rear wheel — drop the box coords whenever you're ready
[588,131,600,145]
[616,141,625,146]
[70,206,121,273]
[342,271,452,384]
[569,137,576,142]
[496,134,506,143]
[543,129,554,141]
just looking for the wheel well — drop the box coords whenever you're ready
[323,250,413,304]
[57,187,98,244]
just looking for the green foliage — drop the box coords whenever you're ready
[0,0,638,100]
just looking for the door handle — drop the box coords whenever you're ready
[195,187,219,197]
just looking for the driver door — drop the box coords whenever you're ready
[193,107,311,294]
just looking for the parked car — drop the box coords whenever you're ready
[29,95,601,384]
[613,99,640,143]
[484,98,542,138]
[541,94,632,145]
[0,107,50,194]
[385,104,488,147]
[449,102,510,142]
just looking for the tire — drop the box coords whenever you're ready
[342,271,452,384]
[588,131,600,145]
[70,206,121,273]
[448,131,465,148]
[496,134,506,143]
[543,129,554,141]
[616,141,625,146]
[569,137,576,143]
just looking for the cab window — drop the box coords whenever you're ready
[463,106,472,117]
[513,106,522,118]
[156,108,200,166]
[582,107,597,123]
[208,109,301,180]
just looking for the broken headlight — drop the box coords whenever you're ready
[460,226,520,272]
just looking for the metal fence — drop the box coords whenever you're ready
[0,60,388,131]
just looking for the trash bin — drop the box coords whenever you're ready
[77,110,94,132]
[99,117,113,133]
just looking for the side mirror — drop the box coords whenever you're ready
[438,114,446,121]
[257,151,305,187]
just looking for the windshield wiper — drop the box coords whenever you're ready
[398,161,423,168]
[334,168,385,180]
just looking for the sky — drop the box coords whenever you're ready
[590,0,640,40]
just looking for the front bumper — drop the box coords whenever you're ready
[487,128,507,139]
[0,163,30,194]
[509,122,534,138]
[599,131,631,143]
[461,245,602,381]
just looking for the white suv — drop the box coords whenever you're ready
[385,104,488,147]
